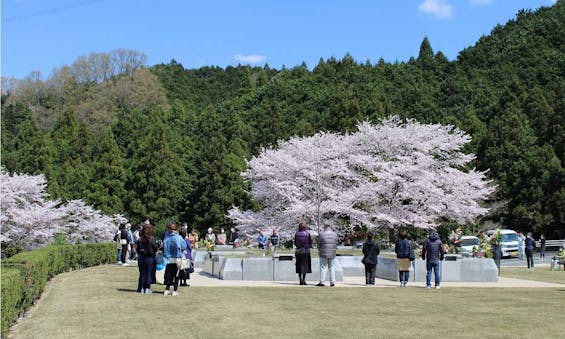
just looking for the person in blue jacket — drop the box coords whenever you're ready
[162,221,187,296]
[257,229,268,249]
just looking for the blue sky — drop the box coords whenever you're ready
[1,0,558,79]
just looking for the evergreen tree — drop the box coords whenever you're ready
[477,98,541,231]
[189,105,252,232]
[87,128,127,214]
[126,113,191,227]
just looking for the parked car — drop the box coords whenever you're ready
[459,236,480,257]
[486,229,519,258]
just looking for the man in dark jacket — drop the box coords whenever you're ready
[422,231,445,289]
[525,232,536,269]
[316,224,338,287]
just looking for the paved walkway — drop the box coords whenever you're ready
[184,268,564,288]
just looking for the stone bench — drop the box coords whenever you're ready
[203,254,344,282]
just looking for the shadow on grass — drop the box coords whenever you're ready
[116,288,139,293]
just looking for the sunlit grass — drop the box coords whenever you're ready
[500,266,565,284]
[9,264,565,339]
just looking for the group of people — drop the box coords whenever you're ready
[114,223,140,266]
[291,223,447,288]
[124,220,558,291]
[198,227,251,249]
[257,229,281,252]
[395,231,446,288]
[293,222,338,286]
[117,220,194,296]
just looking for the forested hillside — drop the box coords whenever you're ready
[2,2,563,238]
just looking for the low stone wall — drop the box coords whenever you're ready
[376,256,499,282]
[203,254,344,282]
[196,252,498,283]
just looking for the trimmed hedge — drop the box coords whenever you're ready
[1,243,115,338]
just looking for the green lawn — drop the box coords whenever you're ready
[8,265,565,339]
[500,266,565,284]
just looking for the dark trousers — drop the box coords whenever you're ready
[137,256,156,292]
[364,263,376,285]
[164,263,180,291]
[398,270,410,283]
[121,244,129,263]
[526,249,534,268]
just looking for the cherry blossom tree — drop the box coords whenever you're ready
[1,169,124,250]
[228,116,495,238]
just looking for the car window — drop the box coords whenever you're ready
[502,233,518,242]
[461,238,479,246]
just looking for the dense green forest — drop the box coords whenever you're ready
[2,2,563,238]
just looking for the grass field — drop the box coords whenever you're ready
[500,266,565,284]
[8,264,565,339]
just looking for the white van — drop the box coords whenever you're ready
[459,236,480,257]
[486,229,519,258]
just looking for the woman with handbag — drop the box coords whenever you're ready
[395,231,414,287]
[294,222,312,285]
[135,223,159,294]
[178,228,193,287]
[362,232,380,286]
[163,222,187,296]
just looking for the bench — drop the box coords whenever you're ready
[535,239,564,249]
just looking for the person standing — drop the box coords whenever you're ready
[135,224,159,293]
[189,229,199,249]
[205,227,216,251]
[178,228,193,287]
[362,232,380,286]
[294,222,312,285]
[422,231,445,289]
[131,224,142,261]
[539,234,546,259]
[395,231,413,287]
[270,229,280,252]
[232,227,243,248]
[163,222,187,296]
[217,228,227,245]
[257,229,268,250]
[120,223,131,266]
[525,232,536,269]
[125,223,134,262]
[316,224,338,287]
[518,232,525,260]
[114,225,123,264]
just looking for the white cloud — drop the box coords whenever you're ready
[233,54,267,64]
[418,0,453,19]
[470,0,494,5]
[548,0,557,4]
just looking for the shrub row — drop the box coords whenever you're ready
[1,243,115,338]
